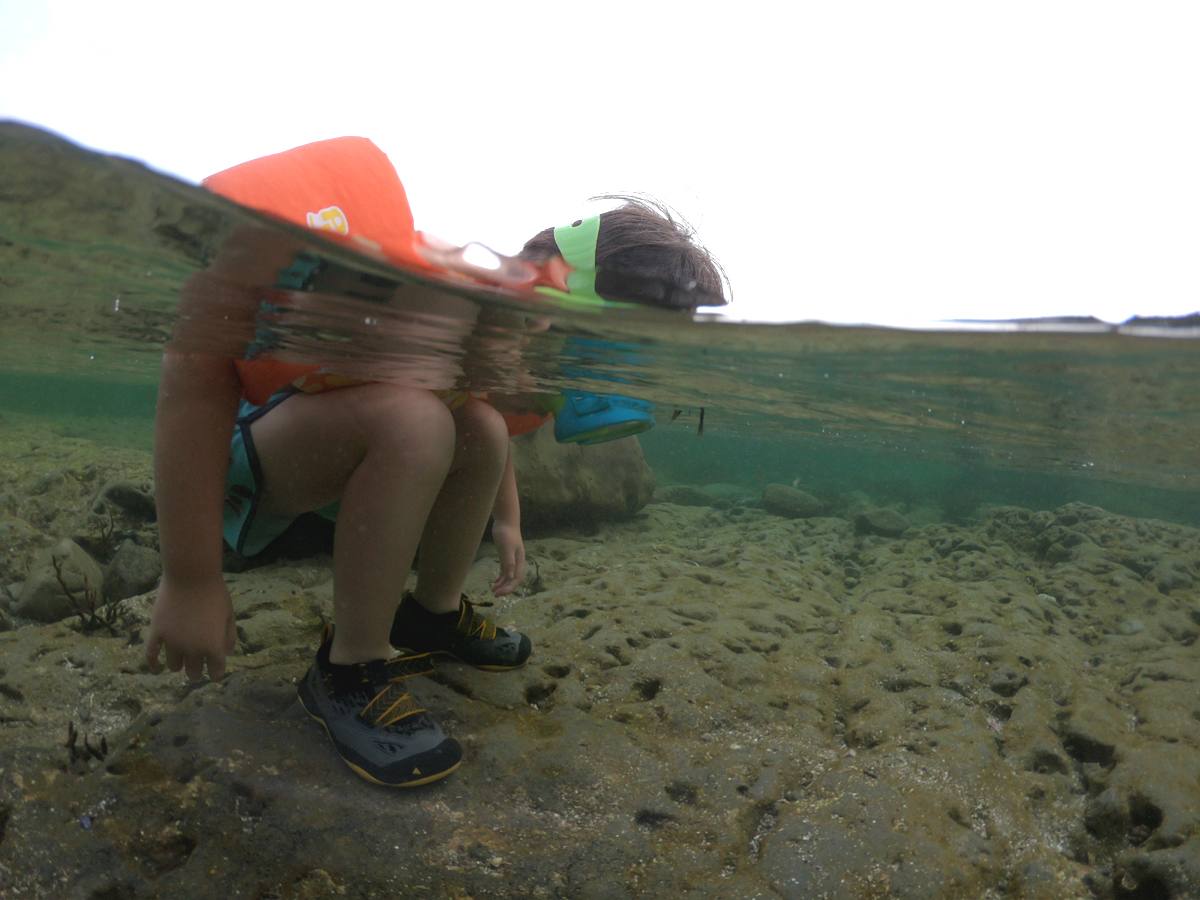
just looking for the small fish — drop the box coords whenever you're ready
[670,408,682,423]
[698,407,705,436]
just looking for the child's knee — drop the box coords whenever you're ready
[356,385,455,458]
[453,400,509,463]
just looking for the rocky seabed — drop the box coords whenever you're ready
[1,436,1199,899]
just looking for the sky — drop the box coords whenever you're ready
[2,0,1198,326]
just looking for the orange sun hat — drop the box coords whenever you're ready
[202,137,553,437]
[205,137,435,405]
[203,136,429,271]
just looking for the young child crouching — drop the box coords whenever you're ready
[146,137,723,786]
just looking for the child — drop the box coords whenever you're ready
[146,137,724,787]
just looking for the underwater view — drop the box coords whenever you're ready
[2,122,1200,900]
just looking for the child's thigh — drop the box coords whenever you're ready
[250,384,454,517]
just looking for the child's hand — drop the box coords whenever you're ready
[146,577,238,681]
[491,520,525,597]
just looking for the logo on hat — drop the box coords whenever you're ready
[306,206,349,235]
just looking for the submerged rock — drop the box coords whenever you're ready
[512,425,655,530]
[761,483,824,519]
[655,484,723,508]
[703,483,756,503]
[855,506,911,537]
[93,481,157,522]
[1114,846,1200,900]
[103,539,161,602]
[74,480,159,562]
[1150,559,1194,594]
[14,538,105,622]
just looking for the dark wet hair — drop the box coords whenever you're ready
[520,195,728,311]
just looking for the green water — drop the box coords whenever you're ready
[641,427,1200,527]
[2,119,1198,527]
[2,367,1194,529]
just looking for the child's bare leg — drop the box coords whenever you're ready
[249,384,455,664]
[412,398,509,613]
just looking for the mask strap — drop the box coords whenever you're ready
[553,215,601,300]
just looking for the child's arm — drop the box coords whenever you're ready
[146,226,301,680]
[489,443,525,596]
[146,351,241,680]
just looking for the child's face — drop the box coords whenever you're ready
[414,235,576,302]
[416,234,541,289]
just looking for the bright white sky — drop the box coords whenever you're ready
[2,0,1198,325]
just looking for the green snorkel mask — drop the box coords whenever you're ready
[534,215,635,310]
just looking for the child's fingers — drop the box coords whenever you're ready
[183,653,206,683]
[206,652,227,682]
[145,634,163,673]
[502,550,525,594]
[164,645,185,673]
[492,564,524,596]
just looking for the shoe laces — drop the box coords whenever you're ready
[359,653,435,729]
[455,597,498,643]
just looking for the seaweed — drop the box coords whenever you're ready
[64,720,108,763]
[526,559,546,594]
[94,503,119,559]
[51,553,126,635]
